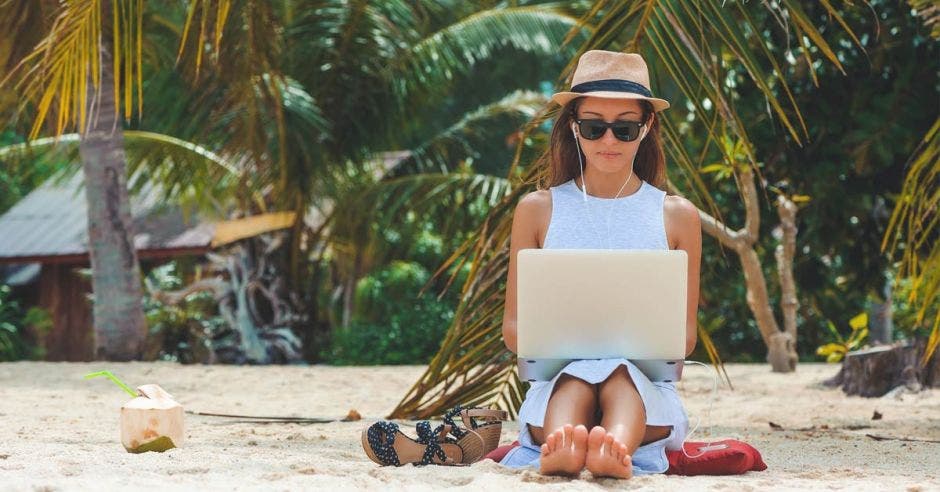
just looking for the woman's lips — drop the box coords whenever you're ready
[598,152,621,158]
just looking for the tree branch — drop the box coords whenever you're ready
[738,166,761,243]
[150,278,229,305]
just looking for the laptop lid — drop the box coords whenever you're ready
[516,249,687,359]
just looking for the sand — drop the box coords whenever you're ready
[0,361,938,491]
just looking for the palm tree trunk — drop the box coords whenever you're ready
[78,35,146,361]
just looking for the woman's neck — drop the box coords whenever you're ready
[576,167,641,199]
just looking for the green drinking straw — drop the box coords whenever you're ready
[84,370,138,398]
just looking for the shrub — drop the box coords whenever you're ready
[325,261,455,365]
[143,263,223,364]
[0,284,45,361]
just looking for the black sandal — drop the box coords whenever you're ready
[361,420,468,466]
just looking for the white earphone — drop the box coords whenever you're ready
[571,122,588,202]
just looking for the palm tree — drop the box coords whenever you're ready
[1,0,150,359]
[391,0,865,418]
[0,1,255,359]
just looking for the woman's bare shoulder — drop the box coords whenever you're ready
[663,194,699,224]
[663,195,701,248]
[517,189,552,213]
[513,190,552,246]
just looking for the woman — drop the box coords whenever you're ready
[500,50,702,478]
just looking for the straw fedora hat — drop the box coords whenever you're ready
[552,50,669,112]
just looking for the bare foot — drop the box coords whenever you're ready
[539,424,589,476]
[585,426,633,479]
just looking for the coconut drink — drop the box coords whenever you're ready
[120,384,185,453]
[86,371,185,453]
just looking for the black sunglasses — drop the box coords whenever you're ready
[575,119,645,142]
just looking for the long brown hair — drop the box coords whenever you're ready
[541,98,665,190]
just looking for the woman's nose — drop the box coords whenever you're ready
[600,127,619,144]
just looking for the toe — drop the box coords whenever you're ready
[587,426,606,451]
[622,449,633,470]
[571,424,589,452]
[545,432,557,452]
[561,424,573,448]
[603,433,615,455]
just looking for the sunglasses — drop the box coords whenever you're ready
[575,118,645,142]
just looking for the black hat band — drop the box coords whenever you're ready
[570,79,652,98]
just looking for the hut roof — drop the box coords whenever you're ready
[0,172,294,265]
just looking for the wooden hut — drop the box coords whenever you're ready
[0,173,294,361]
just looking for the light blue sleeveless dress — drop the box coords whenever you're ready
[499,179,690,474]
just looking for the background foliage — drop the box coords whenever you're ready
[0,1,935,375]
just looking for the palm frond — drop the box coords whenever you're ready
[176,0,232,74]
[389,90,548,177]
[0,130,243,215]
[882,116,940,364]
[1,0,144,139]
[907,0,940,39]
[392,5,584,105]
[330,172,512,263]
[391,169,523,419]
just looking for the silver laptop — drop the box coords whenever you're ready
[516,249,687,383]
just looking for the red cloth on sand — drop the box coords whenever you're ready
[484,439,767,476]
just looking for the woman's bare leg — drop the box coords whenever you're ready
[534,374,596,476]
[585,365,646,478]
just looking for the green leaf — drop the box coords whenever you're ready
[816,343,846,357]
[700,163,730,174]
[825,320,843,342]
[847,328,869,351]
[849,312,868,330]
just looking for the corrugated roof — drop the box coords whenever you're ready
[0,172,214,263]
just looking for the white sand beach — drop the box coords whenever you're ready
[0,361,937,491]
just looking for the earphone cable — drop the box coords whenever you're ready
[679,360,721,459]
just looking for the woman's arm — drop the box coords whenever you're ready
[502,191,550,353]
[664,195,702,357]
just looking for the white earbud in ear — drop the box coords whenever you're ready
[571,121,587,202]
[639,114,654,140]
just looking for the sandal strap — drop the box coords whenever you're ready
[442,406,469,438]
[442,405,508,440]
[462,408,509,423]
[415,420,452,465]
[450,406,508,432]
[366,421,402,466]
